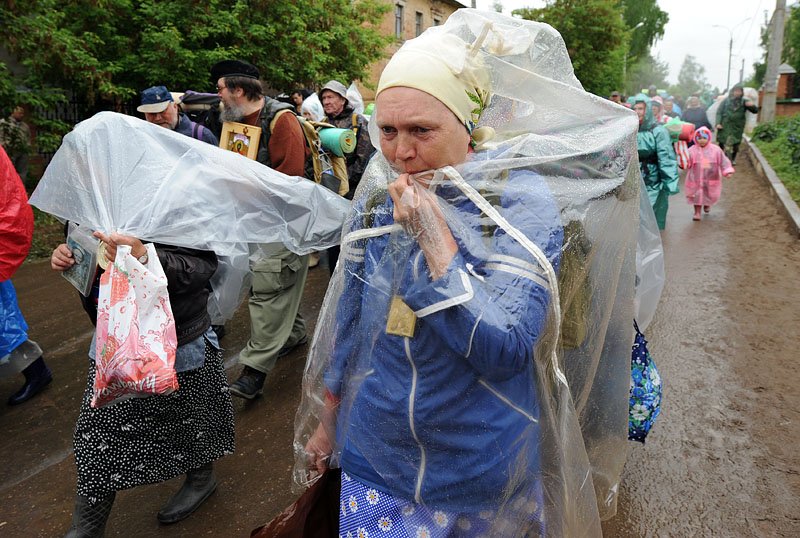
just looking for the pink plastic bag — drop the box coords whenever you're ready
[93,244,179,407]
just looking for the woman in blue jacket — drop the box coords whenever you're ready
[293,10,643,538]
[301,21,565,538]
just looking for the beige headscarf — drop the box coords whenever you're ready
[376,28,496,148]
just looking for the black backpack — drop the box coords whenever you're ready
[178,91,223,140]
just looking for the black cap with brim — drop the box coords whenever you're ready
[211,60,260,83]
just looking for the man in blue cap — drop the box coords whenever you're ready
[137,85,219,146]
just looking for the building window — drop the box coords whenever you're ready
[433,17,441,26]
[395,4,404,39]
[415,12,423,36]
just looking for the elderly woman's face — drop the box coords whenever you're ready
[376,87,471,174]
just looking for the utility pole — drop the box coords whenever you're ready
[726,34,733,91]
[712,19,751,91]
[762,0,787,123]
[740,58,745,83]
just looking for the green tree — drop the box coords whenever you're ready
[0,0,391,151]
[625,52,669,96]
[514,0,628,97]
[620,0,669,67]
[675,54,709,96]
[749,4,800,94]
[784,4,800,96]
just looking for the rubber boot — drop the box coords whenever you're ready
[8,356,53,405]
[157,462,217,524]
[63,492,115,538]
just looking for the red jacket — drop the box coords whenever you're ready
[0,145,33,281]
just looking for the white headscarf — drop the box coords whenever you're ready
[376,25,496,147]
[300,92,324,122]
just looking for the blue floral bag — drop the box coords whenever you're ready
[629,320,662,443]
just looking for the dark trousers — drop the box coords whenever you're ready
[327,246,340,276]
[719,142,740,162]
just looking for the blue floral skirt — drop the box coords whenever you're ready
[338,471,544,538]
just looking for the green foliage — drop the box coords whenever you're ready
[675,54,710,96]
[752,114,800,204]
[514,0,628,97]
[620,0,669,66]
[0,0,391,148]
[625,53,669,96]
[785,4,800,96]
[751,4,800,93]
[0,118,30,158]
[28,208,65,262]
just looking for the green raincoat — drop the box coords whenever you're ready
[715,83,759,147]
[635,93,679,230]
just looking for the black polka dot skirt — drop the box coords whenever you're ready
[74,341,235,502]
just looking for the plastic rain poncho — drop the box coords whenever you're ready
[635,176,666,332]
[715,83,759,146]
[301,93,325,122]
[684,128,734,208]
[28,112,351,320]
[293,9,642,536]
[0,145,33,282]
[346,82,366,115]
[634,93,679,230]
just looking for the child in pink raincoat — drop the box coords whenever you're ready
[685,127,734,220]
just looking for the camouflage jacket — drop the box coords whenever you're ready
[324,104,374,198]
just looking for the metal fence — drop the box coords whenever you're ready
[33,97,138,167]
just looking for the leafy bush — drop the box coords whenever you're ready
[751,114,800,204]
[28,208,64,262]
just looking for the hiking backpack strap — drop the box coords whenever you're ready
[190,121,206,141]
[269,108,296,134]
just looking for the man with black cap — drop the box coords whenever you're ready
[137,85,218,145]
[210,59,311,400]
[319,80,374,197]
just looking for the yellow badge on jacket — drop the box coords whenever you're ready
[386,296,417,338]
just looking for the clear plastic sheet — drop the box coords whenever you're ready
[293,9,642,536]
[301,93,325,122]
[346,82,365,115]
[635,178,665,331]
[29,112,350,319]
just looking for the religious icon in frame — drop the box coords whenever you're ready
[219,121,261,160]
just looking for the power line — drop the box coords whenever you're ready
[736,0,763,59]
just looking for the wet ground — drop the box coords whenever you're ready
[601,146,800,537]
[2,146,799,536]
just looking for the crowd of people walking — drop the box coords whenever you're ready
[607,81,758,225]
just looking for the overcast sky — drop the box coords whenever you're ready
[472,0,781,91]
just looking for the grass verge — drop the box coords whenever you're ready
[751,115,800,206]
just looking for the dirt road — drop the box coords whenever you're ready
[1,145,798,536]
[601,146,800,537]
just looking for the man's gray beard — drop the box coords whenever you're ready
[220,102,247,123]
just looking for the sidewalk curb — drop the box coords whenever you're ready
[743,135,800,239]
